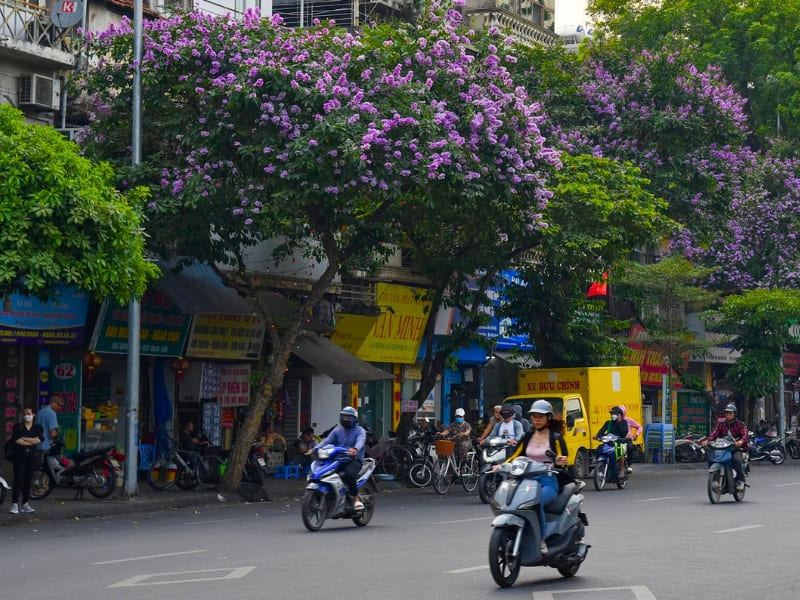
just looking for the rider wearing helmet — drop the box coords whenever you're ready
[704,403,749,487]
[498,400,569,555]
[597,406,630,480]
[489,404,523,446]
[317,406,367,510]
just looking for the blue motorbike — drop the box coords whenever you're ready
[301,444,377,531]
[593,434,628,491]
[707,436,749,503]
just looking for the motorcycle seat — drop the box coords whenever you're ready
[72,445,114,462]
[546,482,577,515]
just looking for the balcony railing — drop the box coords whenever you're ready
[0,0,76,55]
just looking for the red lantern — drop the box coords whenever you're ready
[171,356,191,381]
[82,351,102,382]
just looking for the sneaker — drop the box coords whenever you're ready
[21,503,35,513]
[540,540,548,555]
[627,466,633,474]
[8,503,18,514]
[352,498,364,511]
[736,480,745,491]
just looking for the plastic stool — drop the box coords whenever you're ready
[274,464,302,479]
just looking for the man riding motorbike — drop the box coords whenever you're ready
[597,406,629,480]
[703,403,748,488]
[316,406,366,510]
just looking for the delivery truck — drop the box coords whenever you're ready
[503,366,644,479]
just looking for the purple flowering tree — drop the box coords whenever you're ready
[77,2,558,488]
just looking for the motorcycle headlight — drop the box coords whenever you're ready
[316,448,331,460]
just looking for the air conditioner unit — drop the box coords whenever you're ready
[55,128,82,142]
[19,74,60,111]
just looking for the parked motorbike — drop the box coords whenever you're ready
[478,436,514,504]
[0,474,9,507]
[674,434,707,463]
[785,427,800,460]
[593,434,628,490]
[407,420,439,488]
[488,454,589,588]
[748,429,786,465]
[707,436,749,503]
[31,436,118,500]
[237,442,272,502]
[301,444,377,531]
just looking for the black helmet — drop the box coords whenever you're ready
[723,403,737,413]
[610,406,624,417]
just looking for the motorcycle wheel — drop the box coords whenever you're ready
[87,459,117,498]
[432,459,454,495]
[461,455,480,493]
[30,466,55,500]
[557,554,583,578]
[148,458,177,491]
[707,471,723,504]
[570,450,588,480]
[478,472,500,504]
[786,439,800,460]
[733,479,746,502]
[408,459,433,488]
[488,527,521,588]
[352,482,376,527]
[0,483,6,507]
[301,489,328,531]
[770,446,786,465]
[593,460,608,491]
[674,445,693,463]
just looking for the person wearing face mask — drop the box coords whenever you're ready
[439,408,473,466]
[597,406,630,480]
[316,406,366,510]
[9,407,44,514]
[489,404,523,450]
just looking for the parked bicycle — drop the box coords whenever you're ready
[148,441,223,491]
[431,437,479,495]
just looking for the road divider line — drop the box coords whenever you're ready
[108,566,255,587]
[435,516,494,525]
[773,482,800,487]
[183,518,240,525]
[713,524,763,534]
[635,496,679,502]
[534,586,657,599]
[90,549,208,565]
[446,565,488,574]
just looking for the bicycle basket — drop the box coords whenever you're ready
[435,440,455,457]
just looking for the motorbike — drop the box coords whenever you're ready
[488,453,589,588]
[237,442,273,502]
[674,434,707,463]
[785,427,800,460]
[301,444,377,531]
[707,436,749,503]
[31,435,118,500]
[406,419,439,488]
[593,433,628,490]
[0,474,9,507]
[478,436,514,504]
[748,428,786,465]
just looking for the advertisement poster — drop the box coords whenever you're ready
[48,358,82,454]
[218,364,251,407]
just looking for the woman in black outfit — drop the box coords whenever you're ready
[9,407,44,514]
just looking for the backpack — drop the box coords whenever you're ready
[3,437,15,462]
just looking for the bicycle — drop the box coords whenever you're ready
[431,437,479,495]
[148,442,223,491]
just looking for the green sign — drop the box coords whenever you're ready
[676,392,709,437]
[49,358,82,455]
[90,290,191,357]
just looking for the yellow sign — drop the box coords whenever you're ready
[332,284,431,364]
[186,314,265,360]
[330,314,379,354]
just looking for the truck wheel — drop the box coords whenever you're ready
[570,450,588,480]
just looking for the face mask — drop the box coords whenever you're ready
[500,412,513,420]
[611,415,619,422]
[23,414,33,423]
[340,417,356,429]
[454,417,464,424]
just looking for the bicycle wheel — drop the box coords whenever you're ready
[175,461,199,491]
[432,458,454,495]
[203,456,224,488]
[148,455,177,490]
[378,445,407,480]
[461,454,479,493]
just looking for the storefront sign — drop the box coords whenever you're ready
[676,392,709,436]
[186,315,264,360]
[91,290,191,357]
[49,359,82,454]
[626,325,681,388]
[784,352,800,377]
[0,287,89,346]
[218,364,251,407]
[221,407,235,429]
[332,283,431,364]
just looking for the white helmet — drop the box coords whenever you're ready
[528,400,554,416]
[454,408,465,417]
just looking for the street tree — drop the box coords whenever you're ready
[0,104,157,302]
[78,3,558,488]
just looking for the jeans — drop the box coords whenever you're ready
[537,473,558,538]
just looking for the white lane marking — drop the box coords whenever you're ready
[183,518,239,525]
[635,496,679,502]
[534,585,657,599]
[445,565,488,574]
[108,566,255,588]
[91,550,208,565]
[774,482,800,487]
[713,524,763,534]
[434,516,494,525]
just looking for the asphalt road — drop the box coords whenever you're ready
[1,461,799,599]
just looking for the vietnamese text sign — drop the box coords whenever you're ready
[186,315,264,360]
[218,364,251,407]
[0,287,89,346]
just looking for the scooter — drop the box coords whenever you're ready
[593,433,628,490]
[0,474,9,507]
[488,453,589,588]
[674,434,707,463]
[31,435,118,500]
[748,429,786,465]
[478,436,514,504]
[300,444,377,531]
[707,436,749,503]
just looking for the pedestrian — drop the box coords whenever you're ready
[9,407,44,514]
[35,395,63,457]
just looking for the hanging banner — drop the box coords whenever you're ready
[0,286,89,346]
[186,315,264,360]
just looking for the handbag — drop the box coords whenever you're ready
[3,437,15,461]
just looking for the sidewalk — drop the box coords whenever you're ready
[0,462,708,528]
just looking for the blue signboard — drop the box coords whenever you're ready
[467,270,534,351]
[0,287,90,345]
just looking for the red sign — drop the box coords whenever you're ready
[626,325,681,388]
[60,1,76,12]
[784,352,800,376]
[221,408,235,429]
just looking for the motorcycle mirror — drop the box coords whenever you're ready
[545,449,556,459]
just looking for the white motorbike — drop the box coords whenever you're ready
[0,474,9,507]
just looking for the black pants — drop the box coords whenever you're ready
[337,459,362,498]
[12,450,36,504]
[732,450,745,481]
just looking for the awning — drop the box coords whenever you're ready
[157,261,258,315]
[292,333,394,382]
